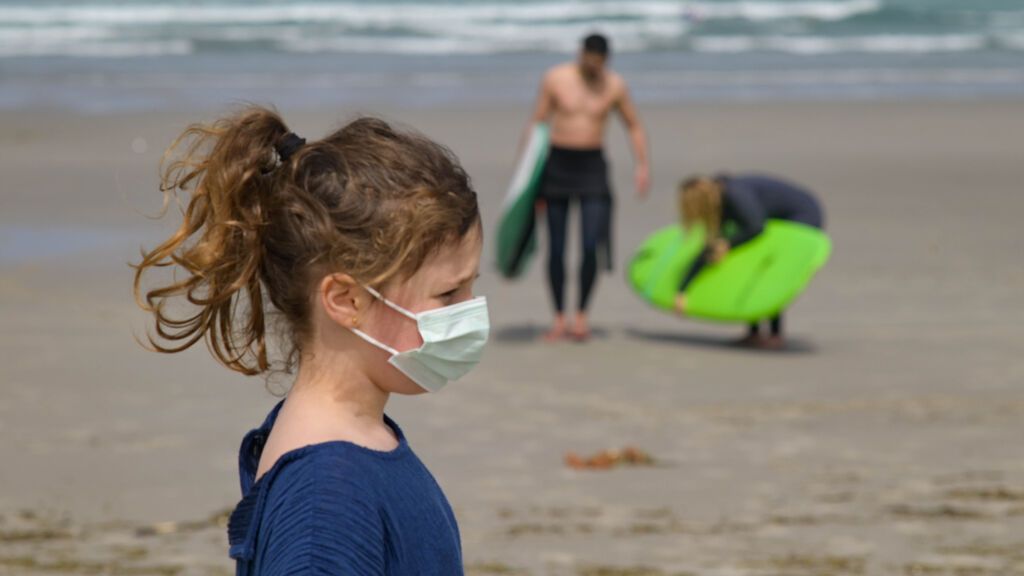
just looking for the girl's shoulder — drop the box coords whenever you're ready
[230,440,409,570]
[230,446,393,572]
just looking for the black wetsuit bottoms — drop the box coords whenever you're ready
[539,146,613,313]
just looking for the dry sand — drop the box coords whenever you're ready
[1,100,1023,575]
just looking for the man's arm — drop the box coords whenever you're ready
[532,70,554,123]
[520,71,554,154]
[616,82,650,198]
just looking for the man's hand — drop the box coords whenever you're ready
[674,292,687,315]
[634,164,650,199]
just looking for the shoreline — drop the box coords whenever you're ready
[4,51,1024,115]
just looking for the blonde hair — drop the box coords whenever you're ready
[678,176,723,240]
[133,106,479,376]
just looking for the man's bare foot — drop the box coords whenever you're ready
[570,313,591,342]
[757,335,786,350]
[543,316,567,342]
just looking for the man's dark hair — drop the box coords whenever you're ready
[582,33,610,56]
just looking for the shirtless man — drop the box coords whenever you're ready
[528,33,649,342]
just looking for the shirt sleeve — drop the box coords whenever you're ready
[722,181,765,249]
[678,248,711,293]
[257,456,387,576]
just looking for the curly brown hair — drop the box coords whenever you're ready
[133,106,480,376]
[679,176,723,240]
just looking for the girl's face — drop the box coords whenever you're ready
[359,223,483,395]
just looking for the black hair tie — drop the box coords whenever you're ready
[275,132,306,162]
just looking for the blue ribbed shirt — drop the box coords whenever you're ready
[227,400,463,575]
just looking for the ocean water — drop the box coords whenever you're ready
[1,0,1022,111]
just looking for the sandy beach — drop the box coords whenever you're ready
[2,100,1023,575]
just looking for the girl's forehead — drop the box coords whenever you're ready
[409,229,482,283]
[436,232,482,271]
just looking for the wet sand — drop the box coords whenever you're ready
[1,101,1023,575]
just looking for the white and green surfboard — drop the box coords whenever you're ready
[496,123,549,279]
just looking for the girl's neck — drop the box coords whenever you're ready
[253,353,395,483]
[288,351,390,425]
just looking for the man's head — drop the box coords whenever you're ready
[579,33,610,81]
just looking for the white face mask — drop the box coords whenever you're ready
[350,285,490,393]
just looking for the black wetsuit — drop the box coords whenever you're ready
[679,174,824,336]
[539,146,613,313]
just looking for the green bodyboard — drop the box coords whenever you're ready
[628,220,831,322]
[496,123,549,279]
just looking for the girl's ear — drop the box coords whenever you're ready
[319,273,364,330]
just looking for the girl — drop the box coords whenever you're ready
[674,174,824,349]
[133,107,487,574]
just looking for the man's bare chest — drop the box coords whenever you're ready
[553,84,616,117]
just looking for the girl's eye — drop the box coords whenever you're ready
[439,289,458,300]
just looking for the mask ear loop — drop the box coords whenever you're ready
[362,285,419,321]
[350,326,401,356]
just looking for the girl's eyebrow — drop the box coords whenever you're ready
[454,271,481,284]
[438,272,479,294]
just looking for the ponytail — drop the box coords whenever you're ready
[133,107,292,375]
